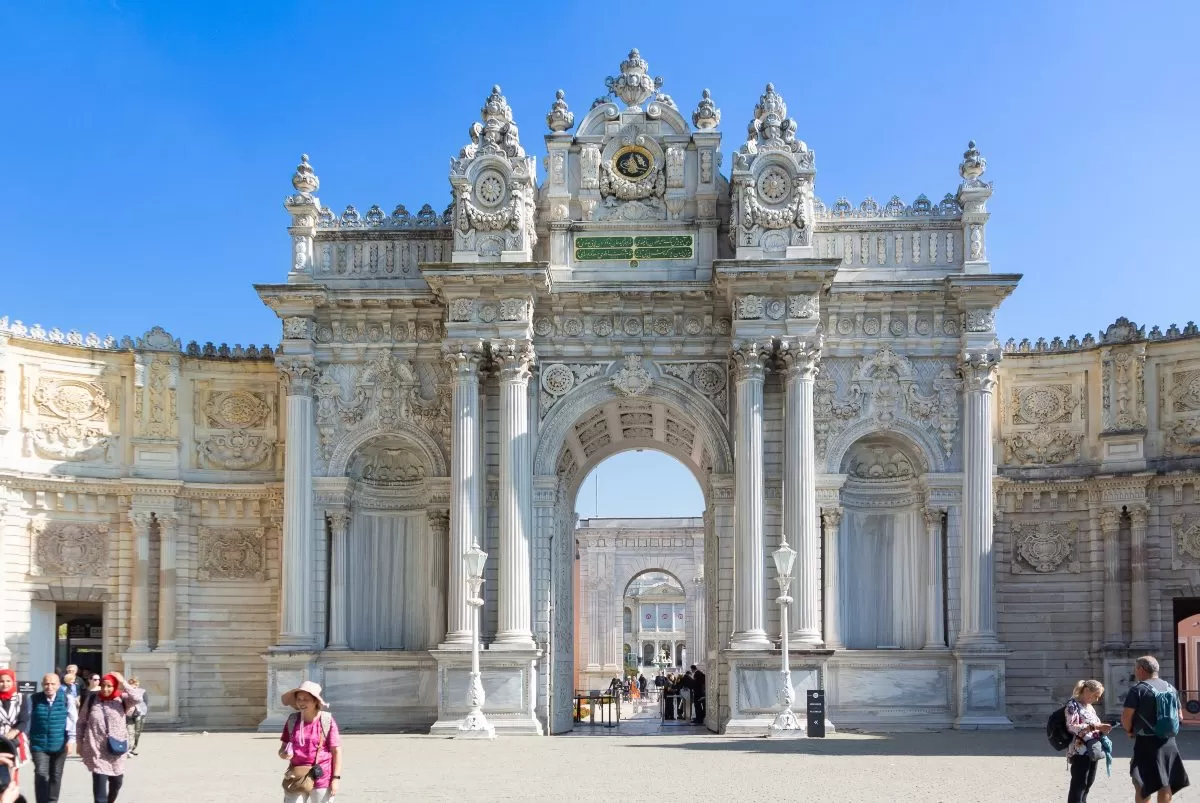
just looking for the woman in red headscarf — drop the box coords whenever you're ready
[77,672,142,803]
[0,669,29,782]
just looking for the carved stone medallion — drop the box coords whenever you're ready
[33,521,108,576]
[612,355,653,397]
[198,527,266,581]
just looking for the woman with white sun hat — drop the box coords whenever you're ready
[277,681,342,802]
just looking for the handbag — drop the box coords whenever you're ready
[93,698,129,756]
[281,713,328,795]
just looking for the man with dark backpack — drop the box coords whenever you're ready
[1122,655,1190,802]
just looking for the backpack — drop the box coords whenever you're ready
[1136,681,1181,739]
[1047,704,1072,751]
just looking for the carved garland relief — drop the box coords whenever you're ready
[196,390,276,471]
[1000,383,1085,466]
[1164,368,1200,456]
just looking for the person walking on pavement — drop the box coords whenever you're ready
[77,672,143,803]
[123,679,148,757]
[24,673,76,803]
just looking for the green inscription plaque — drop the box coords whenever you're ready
[574,235,694,263]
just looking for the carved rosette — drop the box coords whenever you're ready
[31,521,109,576]
[1011,520,1078,573]
[198,526,266,581]
[539,362,602,419]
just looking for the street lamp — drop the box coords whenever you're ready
[457,541,495,739]
[767,535,803,738]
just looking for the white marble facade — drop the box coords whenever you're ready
[1,50,1199,732]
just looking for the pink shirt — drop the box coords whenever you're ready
[280,713,339,789]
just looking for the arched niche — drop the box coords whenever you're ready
[836,433,933,651]
[340,434,444,652]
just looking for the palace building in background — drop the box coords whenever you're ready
[1,51,1198,733]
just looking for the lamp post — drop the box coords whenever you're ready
[457,542,495,739]
[767,535,803,737]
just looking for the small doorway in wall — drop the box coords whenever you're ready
[1174,598,1200,724]
[55,603,104,679]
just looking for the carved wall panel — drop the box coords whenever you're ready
[999,377,1087,466]
[1009,519,1079,573]
[31,521,109,576]
[1162,364,1200,457]
[197,526,266,580]
[25,375,115,462]
[194,386,278,471]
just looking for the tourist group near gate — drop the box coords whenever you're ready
[0,45,1198,764]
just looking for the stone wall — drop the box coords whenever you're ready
[0,326,281,727]
[995,320,1200,724]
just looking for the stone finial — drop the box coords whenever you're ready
[692,88,720,130]
[481,85,514,124]
[959,140,986,182]
[291,153,319,196]
[755,83,788,125]
[741,83,808,159]
[604,48,664,108]
[546,89,574,132]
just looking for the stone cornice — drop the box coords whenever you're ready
[944,274,1021,308]
[254,284,328,318]
[420,262,552,299]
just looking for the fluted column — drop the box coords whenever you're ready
[427,509,449,652]
[691,574,706,666]
[156,512,179,650]
[730,340,772,650]
[278,359,315,648]
[779,337,822,646]
[326,510,351,650]
[493,339,536,648]
[956,349,1001,650]
[443,342,483,647]
[821,507,844,649]
[923,507,947,649]
[1130,506,1151,649]
[129,511,152,652]
[1100,508,1123,648]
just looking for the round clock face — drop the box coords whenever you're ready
[613,145,653,180]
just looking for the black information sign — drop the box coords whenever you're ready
[17,681,36,694]
[806,689,826,738]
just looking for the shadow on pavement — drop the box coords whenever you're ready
[619,729,1200,758]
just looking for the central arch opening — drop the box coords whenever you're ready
[569,449,707,734]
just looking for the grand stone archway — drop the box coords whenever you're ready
[531,372,731,734]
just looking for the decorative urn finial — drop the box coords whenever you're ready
[959,140,986,182]
[604,48,664,108]
[546,89,574,132]
[481,85,514,123]
[692,88,720,130]
[291,153,319,196]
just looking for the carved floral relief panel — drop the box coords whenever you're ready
[22,368,117,462]
[1009,519,1080,573]
[193,384,278,471]
[1161,362,1200,457]
[197,526,266,580]
[30,521,110,576]
[999,373,1087,466]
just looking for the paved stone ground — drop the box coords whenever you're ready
[42,727,1200,802]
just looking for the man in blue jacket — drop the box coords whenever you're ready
[23,674,76,803]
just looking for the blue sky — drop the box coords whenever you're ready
[2,2,1194,514]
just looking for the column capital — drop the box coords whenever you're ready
[959,348,1001,393]
[777,336,822,379]
[729,339,772,381]
[489,338,535,383]
[278,357,316,396]
[1129,505,1149,528]
[443,339,485,376]
[426,508,450,535]
[326,509,351,532]
[923,506,945,527]
[1099,507,1122,533]
[821,506,843,528]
